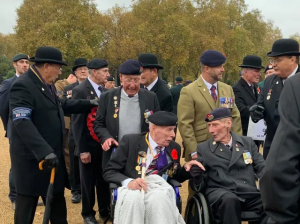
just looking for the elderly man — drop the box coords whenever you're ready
[233,55,264,137]
[258,64,274,91]
[105,76,116,89]
[93,59,160,169]
[178,50,242,162]
[190,108,266,224]
[250,38,300,159]
[104,111,203,224]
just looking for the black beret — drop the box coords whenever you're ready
[107,76,115,81]
[175,76,183,82]
[205,108,232,122]
[264,64,273,74]
[13,54,29,62]
[119,59,143,75]
[87,59,108,69]
[148,111,177,126]
[200,50,226,67]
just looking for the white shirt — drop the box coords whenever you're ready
[16,73,19,78]
[225,136,233,148]
[201,75,218,96]
[283,66,298,85]
[88,77,101,98]
[121,133,165,187]
[146,77,158,91]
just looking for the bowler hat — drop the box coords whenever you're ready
[29,46,67,66]
[138,53,163,69]
[267,39,300,57]
[72,58,88,72]
[239,55,264,69]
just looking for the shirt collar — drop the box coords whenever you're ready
[288,65,298,79]
[15,73,19,78]
[149,133,164,152]
[146,77,158,90]
[88,76,101,92]
[201,75,218,90]
[226,136,233,148]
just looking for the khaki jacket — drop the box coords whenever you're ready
[55,79,70,97]
[178,77,242,161]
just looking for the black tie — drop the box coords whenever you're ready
[250,85,255,94]
[98,86,103,93]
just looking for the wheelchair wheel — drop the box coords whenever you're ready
[184,193,210,224]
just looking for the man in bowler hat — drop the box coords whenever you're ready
[138,53,173,112]
[250,38,300,159]
[0,53,29,209]
[233,55,264,138]
[9,46,98,224]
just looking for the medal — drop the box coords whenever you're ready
[220,149,223,151]
[91,91,93,94]
[267,96,270,100]
[236,148,239,151]
[135,166,140,171]
[267,89,272,100]
[213,141,216,145]
[42,88,44,91]
[113,114,117,118]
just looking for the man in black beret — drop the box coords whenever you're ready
[9,46,99,224]
[170,76,184,116]
[104,111,203,224]
[71,58,111,223]
[250,38,300,159]
[138,53,173,112]
[258,64,274,91]
[233,55,264,138]
[0,53,29,210]
[105,76,115,90]
[93,59,160,171]
[189,108,267,224]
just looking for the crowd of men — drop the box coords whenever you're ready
[0,38,300,224]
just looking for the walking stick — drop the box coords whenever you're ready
[138,151,147,199]
[39,160,56,224]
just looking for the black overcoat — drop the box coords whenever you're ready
[151,78,173,112]
[170,84,184,115]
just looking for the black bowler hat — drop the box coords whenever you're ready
[148,111,177,126]
[267,39,300,57]
[72,58,88,72]
[13,54,29,62]
[29,46,67,66]
[205,108,232,122]
[175,76,183,82]
[87,59,108,69]
[239,55,264,69]
[138,53,163,69]
[119,59,143,75]
[200,50,226,67]
[107,76,115,81]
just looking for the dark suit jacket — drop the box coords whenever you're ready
[256,66,300,159]
[170,84,184,115]
[93,87,160,168]
[9,67,92,196]
[151,78,173,112]
[260,72,300,224]
[0,75,17,138]
[103,133,190,185]
[71,79,106,156]
[194,133,265,205]
[233,78,258,136]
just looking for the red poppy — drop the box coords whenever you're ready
[257,87,260,94]
[87,107,100,142]
[171,149,178,160]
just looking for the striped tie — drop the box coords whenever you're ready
[146,146,162,176]
[210,85,217,102]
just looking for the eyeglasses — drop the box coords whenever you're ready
[76,67,88,72]
[269,56,292,65]
[50,64,62,72]
[124,77,140,83]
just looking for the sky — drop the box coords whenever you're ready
[0,0,299,38]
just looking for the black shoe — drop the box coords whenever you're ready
[83,215,99,224]
[72,194,81,203]
[99,210,110,221]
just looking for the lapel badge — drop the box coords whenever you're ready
[91,91,93,95]
[222,90,226,96]
[42,87,44,91]
[220,148,223,151]
[276,81,279,84]
[267,89,272,100]
[135,166,140,171]
[236,148,239,151]
[213,141,216,145]
[203,88,206,91]
[114,96,117,100]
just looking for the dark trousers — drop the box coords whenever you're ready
[79,151,110,218]
[14,192,67,224]
[69,140,81,195]
[212,192,267,224]
[9,167,17,202]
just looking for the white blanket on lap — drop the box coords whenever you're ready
[114,175,186,224]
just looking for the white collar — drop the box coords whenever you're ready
[226,136,233,148]
[15,73,19,78]
[287,66,298,79]
[146,77,158,90]
[149,133,164,152]
[121,87,138,97]
[201,75,218,90]
[88,77,102,94]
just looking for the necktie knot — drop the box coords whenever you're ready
[210,85,216,91]
[155,146,163,152]
[98,85,103,92]
[225,144,230,148]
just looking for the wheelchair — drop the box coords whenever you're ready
[184,181,261,224]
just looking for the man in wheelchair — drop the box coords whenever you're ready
[190,108,268,224]
[103,111,203,224]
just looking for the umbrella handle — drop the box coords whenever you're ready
[39,160,56,184]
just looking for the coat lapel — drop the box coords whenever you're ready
[85,79,98,100]
[135,135,148,178]
[210,140,231,161]
[138,90,147,126]
[229,134,244,168]
[197,77,216,110]
[239,78,256,101]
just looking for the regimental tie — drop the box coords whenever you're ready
[146,146,163,176]
[210,85,217,102]
[98,85,103,93]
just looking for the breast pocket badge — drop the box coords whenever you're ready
[243,152,253,164]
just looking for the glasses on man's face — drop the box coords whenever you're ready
[50,64,62,72]
[77,67,88,72]
[269,56,291,65]
[124,77,140,83]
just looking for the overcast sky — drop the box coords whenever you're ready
[1,0,298,37]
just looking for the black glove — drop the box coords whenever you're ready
[190,165,203,185]
[249,105,265,123]
[44,153,59,169]
[90,99,99,106]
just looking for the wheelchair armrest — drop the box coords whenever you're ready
[109,183,119,190]
[168,179,182,187]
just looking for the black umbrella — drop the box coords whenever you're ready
[39,160,56,224]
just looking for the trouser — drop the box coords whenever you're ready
[9,167,17,203]
[69,140,81,195]
[212,192,267,224]
[79,151,110,218]
[14,192,67,224]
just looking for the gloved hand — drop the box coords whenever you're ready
[249,105,265,123]
[90,99,99,106]
[190,165,203,185]
[44,153,59,169]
